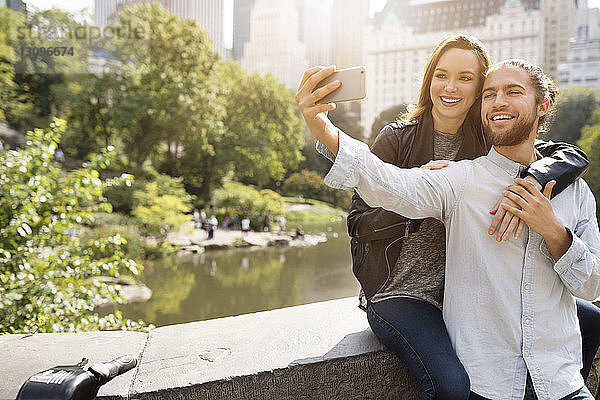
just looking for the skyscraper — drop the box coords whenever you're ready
[559,0,600,87]
[296,0,333,66]
[241,0,308,89]
[331,0,369,69]
[94,0,227,56]
[232,0,255,62]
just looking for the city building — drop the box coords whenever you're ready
[296,0,332,66]
[331,0,370,69]
[541,0,577,80]
[1,0,25,11]
[558,0,600,87]
[241,0,307,89]
[94,0,227,57]
[362,0,544,137]
[232,0,254,61]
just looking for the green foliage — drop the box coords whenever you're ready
[212,181,284,230]
[370,104,409,146]
[0,8,31,124]
[5,8,90,129]
[547,87,600,144]
[577,108,600,216]
[282,169,353,210]
[284,201,347,227]
[108,2,221,174]
[207,61,305,189]
[0,119,146,333]
[130,173,193,237]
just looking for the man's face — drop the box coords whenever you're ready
[481,66,545,147]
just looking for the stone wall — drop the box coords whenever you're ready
[1,298,599,399]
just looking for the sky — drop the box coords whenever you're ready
[22,0,600,44]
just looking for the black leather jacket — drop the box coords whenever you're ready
[348,115,589,300]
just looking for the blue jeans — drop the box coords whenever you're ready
[367,297,470,400]
[523,372,594,400]
[367,297,600,400]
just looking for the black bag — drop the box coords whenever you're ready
[17,355,137,400]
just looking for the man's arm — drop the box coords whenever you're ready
[347,125,415,241]
[528,140,589,198]
[325,131,466,221]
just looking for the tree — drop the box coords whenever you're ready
[577,108,600,216]
[0,119,146,333]
[217,62,305,188]
[369,104,409,146]
[179,61,305,201]
[8,8,90,129]
[107,2,220,174]
[212,181,284,231]
[0,8,31,124]
[547,87,600,144]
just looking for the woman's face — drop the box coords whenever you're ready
[429,48,481,131]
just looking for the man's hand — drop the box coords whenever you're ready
[502,178,571,261]
[488,175,542,242]
[295,66,341,155]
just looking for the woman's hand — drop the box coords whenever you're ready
[420,160,450,170]
[488,175,542,242]
[295,66,342,155]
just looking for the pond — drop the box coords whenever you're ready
[116,221,360,327]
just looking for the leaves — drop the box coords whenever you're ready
[0,119,147,333]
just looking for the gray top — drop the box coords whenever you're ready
[370,129,463,308]
[325,131,600,399]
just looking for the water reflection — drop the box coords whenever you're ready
[117,221,359,326]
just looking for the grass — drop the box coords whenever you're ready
[283,197,347,226]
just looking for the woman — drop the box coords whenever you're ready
[295,34,600,399]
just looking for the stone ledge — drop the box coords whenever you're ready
[2,298,600,399]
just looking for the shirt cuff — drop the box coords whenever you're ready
[323,131,366,189]
[315,140,336,162]
[553,227,586,286]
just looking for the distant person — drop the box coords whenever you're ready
[278,216,286,234]
[241,217,250,236]
[55,148,65,163]
[263,215,272,232]
[208,215,218,239]
[295,225,304,240]
[193,208,200,229]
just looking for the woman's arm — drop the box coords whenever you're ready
[528,139,589,199]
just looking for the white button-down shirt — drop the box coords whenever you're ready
[322,133,600,399]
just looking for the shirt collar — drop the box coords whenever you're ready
[486,146,528,178]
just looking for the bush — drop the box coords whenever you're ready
[131,177,193,237]
[282,169,352,210]
[212,181,284,230]
[0,119,146,333]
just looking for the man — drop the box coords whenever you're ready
[313,60,600,399]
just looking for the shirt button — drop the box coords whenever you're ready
[331,180,337,185]
[524,318,530,325]
[524,284,530,290]
[524,351,530,357]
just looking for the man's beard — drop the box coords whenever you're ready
[484,112,536,147]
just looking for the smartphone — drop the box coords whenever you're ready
[315,66,366,104]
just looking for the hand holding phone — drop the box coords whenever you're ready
[315,66,366,104]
